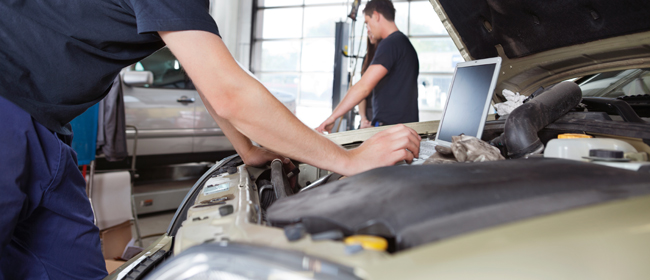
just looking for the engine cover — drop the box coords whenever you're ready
[267,158,650,250]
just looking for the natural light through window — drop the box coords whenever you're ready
[252,0,461,128]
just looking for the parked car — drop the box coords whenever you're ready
[120,47,296,166]
[107,0,650,279]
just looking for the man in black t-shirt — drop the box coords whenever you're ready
[1,1,421,278]
[316,0,419,133]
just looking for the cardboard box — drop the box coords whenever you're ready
[105,259,126,274]
[100,220,133,260]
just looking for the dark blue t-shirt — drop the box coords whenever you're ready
[370,31,419,125]
[0,0,219,134]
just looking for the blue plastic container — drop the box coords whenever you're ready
[70,103,99,166]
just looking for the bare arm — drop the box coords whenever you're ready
[358,99,372,129]
[159,30,420,175]
[316,64,387,133]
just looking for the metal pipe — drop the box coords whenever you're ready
[125,124,143,247]
[299,173,334,193]
[126,125,138,174]
[87,160,97,225]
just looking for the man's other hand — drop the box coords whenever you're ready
[359,118,372,129]
[315,119,335,134]
[344,124,421,175]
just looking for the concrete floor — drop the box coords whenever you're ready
[128,166,203,249]
[132,210,176,249]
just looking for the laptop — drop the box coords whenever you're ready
[416,57,502,161]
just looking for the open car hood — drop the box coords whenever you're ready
[430,0,650,101]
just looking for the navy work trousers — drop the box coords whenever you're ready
[0,96,107,279]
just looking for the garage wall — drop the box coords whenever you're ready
[210,0,254,68]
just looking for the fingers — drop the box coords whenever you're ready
[384,124,421,141]
[398,139,420,159]
[315,125,326,134]
[360,119,372,129]
[398,147,415,164]
[324,123,334,133]
[280,157,298,190]
[315,121,334,134]
[378,124,421,158]
[282,157,296,171]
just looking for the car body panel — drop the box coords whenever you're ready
[363,194,650,280]
[123,83,197,156]
[428,0,650,102]
[106,235,173,280]
[171,166,390,268]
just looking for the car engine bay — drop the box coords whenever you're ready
[167,84,650,257]
[112,86,650,280]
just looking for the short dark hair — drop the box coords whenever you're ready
[363,0,396,22]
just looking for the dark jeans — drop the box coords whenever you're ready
[0,96,107,279]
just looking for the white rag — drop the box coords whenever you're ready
[494,89,526,116]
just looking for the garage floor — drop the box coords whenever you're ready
[133,210,176,249]
[128,163,207,249]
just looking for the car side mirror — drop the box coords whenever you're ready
[123,71,154,87]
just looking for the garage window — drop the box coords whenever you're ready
[252,0,461,127]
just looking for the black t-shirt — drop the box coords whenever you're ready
[0,0,219,134]
[370,31,419,125]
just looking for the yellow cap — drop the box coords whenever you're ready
[558,133,593,139]
[344,235,388,251]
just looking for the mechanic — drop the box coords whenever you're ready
[0,0,420,279]
[316,0,420,133]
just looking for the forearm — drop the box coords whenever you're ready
[160,31,354,174]
[209,83,352,173]
[324,65,385,125]
[359,99,368,120]
[325,84,371,124]
[204,108,255,161]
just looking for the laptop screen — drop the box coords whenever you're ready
[436,62,498,142]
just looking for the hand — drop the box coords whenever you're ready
[241,146,298,189]
[342,124,421,175]
[315,119,335,134]
[359,118,372,129]
[241,146,296,174]
[241,145,282,167]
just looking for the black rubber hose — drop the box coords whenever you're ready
[271,159,293,199]
[581,97,647,123]
[500,81,583,158]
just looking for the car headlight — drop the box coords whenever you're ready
[144,242,361,280]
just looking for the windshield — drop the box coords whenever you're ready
[579,68,650,97]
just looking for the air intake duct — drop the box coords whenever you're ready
[494,81,582,158]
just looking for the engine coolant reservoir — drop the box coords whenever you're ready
[544,138,637,161]
[543,138,650,171]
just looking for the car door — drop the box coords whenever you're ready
[122,47,198,156]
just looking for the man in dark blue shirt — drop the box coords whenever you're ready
[0,1,421,278]
[316,0,419,133]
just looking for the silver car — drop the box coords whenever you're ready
[120,47,296,162]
